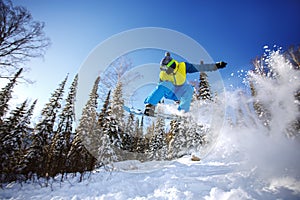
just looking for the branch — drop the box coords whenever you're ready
[0,0,50,82]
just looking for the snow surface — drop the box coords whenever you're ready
[1,124,300,200]
[1,50,300,200]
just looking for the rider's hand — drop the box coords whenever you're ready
[216,61,227,69]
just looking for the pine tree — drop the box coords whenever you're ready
[71,77,100,168]
[99,90,132,152]
[98,106,120,164]
[0,68,23,119]
[16,100,37,180]
[102,103,121,147]
[100,84,123,149]
[192,87,198,103]
[110,81,125,130]
[124,113,134,134]
[120,113,134,152]
[24,75,68,178]
[136,116,145,153]
[147,117,166,160]
[0,100,27,182]
[197,72,212,101]
[97,132,118,170]
[95,117,118,169]
[144,122,155,158]
[185,119,206,153]
[94,88,117,168]
[166,120,178,159]
[98,90,111,128]
[48,74,78,177]
[154,117,167,160]
[168,119,187,159]
[21,99,37,150]
[67,76,100,175]
[66,134,95,178]
[145,122,155,136]
[132,117,139,150]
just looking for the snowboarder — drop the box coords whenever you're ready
[144,52,227,116]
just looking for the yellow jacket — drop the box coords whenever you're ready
[159,61,187,86]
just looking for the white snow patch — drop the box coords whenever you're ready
[266,177,300,195]
[204,187,254,200]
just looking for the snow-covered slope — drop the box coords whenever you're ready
[2,127,299,200]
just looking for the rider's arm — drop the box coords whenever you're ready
[185,62,218,73]
[185,61,227,73]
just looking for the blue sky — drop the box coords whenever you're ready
[8,0,300,114]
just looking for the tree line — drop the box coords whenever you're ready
[0,66,212,184]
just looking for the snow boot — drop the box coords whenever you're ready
[144,104,155,116]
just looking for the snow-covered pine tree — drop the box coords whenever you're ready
[124,113,134,134]
[98,105,121,163]
[16,100,37,181]
[185,119,206,154]
[67,76,100,175]
[78,75,99,155]
[102,103,121,148]
[98,91,133,150]
[144,122,154,157]
[154,117,167,160]
[98,90,111,128]
[191,87,198,103]
[110,81,125,130]
[99,84,124,150]
[134,117,146,153]
[48,74,78,177]
[197,72,212,101]
[21,99,37,150]
[145,122,155,136]
[137,116,145,153]
[132,117,140,151]
[168,119,188,159]
[120,113,134,152]
[148,117,166,160]
[66,134,95,180]
[97,132,118,170]
[0,100,27,182]
[94,87,120,167]
[0,68,23,120]
[24,75,68,178]
[147,135,155,160]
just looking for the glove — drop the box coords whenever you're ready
[216,61,227,69]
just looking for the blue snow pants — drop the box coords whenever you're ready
[144,81,194,112]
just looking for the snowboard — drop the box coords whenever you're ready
[123,105,178,120]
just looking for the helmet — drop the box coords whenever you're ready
[160,52,176,69]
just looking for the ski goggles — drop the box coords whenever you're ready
[160,59,176,71]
